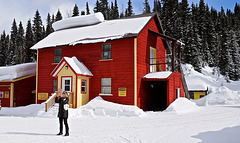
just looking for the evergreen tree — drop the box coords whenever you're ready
[72,4,79,17]
[99,0,110,19]
[46,13,54,36]
[120,11,124,18]
[227,29,240,80]
[32,10,44,43]
[55,9,63,22]
[143,0,151,14]
[94,0,101,13]
[0,31,8,66]
[86,2,90,15]
[153,0,161,14]
[25,19,34,62]
[126,0,134,17]
[81,11,86,15]
[51,14,55,24]
[113,0,119,19]
[109,2,114,20]
[7,19,18,65]
[17,21,24,64]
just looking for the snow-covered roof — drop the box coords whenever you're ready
[0,63,36,81]
[143,71,172,79]
[52,56,93,77]
[53,12,104,31]
[31,13,153,50]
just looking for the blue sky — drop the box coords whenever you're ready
[0,0,239,33]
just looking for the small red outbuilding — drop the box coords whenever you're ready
[0,63,36,107]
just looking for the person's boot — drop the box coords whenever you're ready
[64,132,69,136]
[57,132,63,135]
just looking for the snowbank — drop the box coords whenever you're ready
[0,63,36,81]
[193,86,240,106]
[165,97,199,114]
[0,104,44,117]
[53,12,104,31]
[69,96,146,118]
[1,97,146,118]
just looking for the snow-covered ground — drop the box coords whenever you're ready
[0,64,240,143]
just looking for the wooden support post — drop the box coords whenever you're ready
[178,45,181,72]
[172,41,176,72]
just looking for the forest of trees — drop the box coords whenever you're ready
[0,0,239,81]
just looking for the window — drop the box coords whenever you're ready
[54,49,62,63]
[53,79,57,93]
[62,77,71,92]
[150,47,156,72]
[101,78,111,94]
[102,44,111,60]
[0,91,3,98]
[81,80,87,94]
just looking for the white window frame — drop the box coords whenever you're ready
[100,78,112,96]
[62,77,71,92]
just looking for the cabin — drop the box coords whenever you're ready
[31,12,189,111]
[0,63,36,107]
[189,88,208,99]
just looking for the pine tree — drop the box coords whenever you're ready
[109,2,114,20]
[46,13,54,36]
[99,0,110,19]
[153,0,161,14]
[55,9,63,22]
[51,14,55,24]
[32,10,44,43]
[227,29,240,80]
[86,2,90,15]
[126,0,134,17]
[72,4,79,17]
[17,21,24,64]
[143,0,151,14]
[7,19,18,65]
[81,11,85,15]
[0,31,8,66]
[94,0,101,13]
[25,19,34,62]
[113,0,119,19]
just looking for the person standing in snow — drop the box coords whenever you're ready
[55,90,69,136]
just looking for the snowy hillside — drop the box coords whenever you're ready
[182,64,240,106]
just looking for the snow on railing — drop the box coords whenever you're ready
[45,93,57,112]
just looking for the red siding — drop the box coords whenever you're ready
[0,82,11,107]
[167,72,185,106]
[136,16,167,109]
[37,38,135,105]
[14,76,36,107]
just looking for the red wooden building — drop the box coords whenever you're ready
[0,63,36,107]
[31,12,189,111]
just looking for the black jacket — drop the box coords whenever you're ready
[55,97,69,118]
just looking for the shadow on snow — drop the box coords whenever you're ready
[192,125,240,143]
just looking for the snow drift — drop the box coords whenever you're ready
[37,96,146,118]
[165,97,199,114]
[69,96,146,118]
[0,63,36,81]
[193,86,240,106]
[53,12,104,31]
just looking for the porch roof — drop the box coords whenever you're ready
[51,56,93,77]
[143,71,172,80]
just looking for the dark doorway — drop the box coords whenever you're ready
[146,81,167,111]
